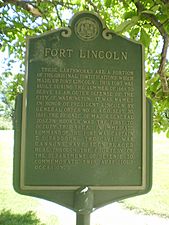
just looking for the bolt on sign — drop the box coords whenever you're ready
[14,11,152,225]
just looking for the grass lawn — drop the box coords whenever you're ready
[0,130,169,224]
[0,131,60,225]
[123,132,169,218]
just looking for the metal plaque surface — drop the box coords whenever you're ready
[14,12,152,208]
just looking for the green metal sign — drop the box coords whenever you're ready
[14,11,152,225]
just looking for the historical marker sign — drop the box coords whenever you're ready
[14,12,152,210]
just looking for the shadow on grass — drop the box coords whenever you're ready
[0,209,45,225]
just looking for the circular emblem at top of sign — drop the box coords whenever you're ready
[75,17,99,41]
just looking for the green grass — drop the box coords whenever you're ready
[123,132,169,218]
[0,131,39,212]
[0,131,59,225]
[0,131,169,223]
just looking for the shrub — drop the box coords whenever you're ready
[0,210,44,225]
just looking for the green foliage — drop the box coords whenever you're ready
[115,16,139,33]
[0,117,12,130]
[104,0,112,8]
[0,210,44,225]
[0,0,169,135]
[140,28,151,47]
[0,71,23,122]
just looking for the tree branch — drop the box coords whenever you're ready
[86,0,100,14]
[55,5,64,27]
[135,0,166,36]
[2,0,42,16]
[158,35,169,93]
[135,0,169,93]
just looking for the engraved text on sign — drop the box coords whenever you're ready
[34,67,135,170]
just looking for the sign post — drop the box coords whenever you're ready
[14,11,152,225]
[74,187,93,225]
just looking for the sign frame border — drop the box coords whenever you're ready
[20,11,147,192]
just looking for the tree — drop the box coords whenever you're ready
[0,0,169,135]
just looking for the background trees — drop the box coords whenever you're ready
[0,0,169,135]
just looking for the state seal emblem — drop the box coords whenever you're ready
[75,17,99,41]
